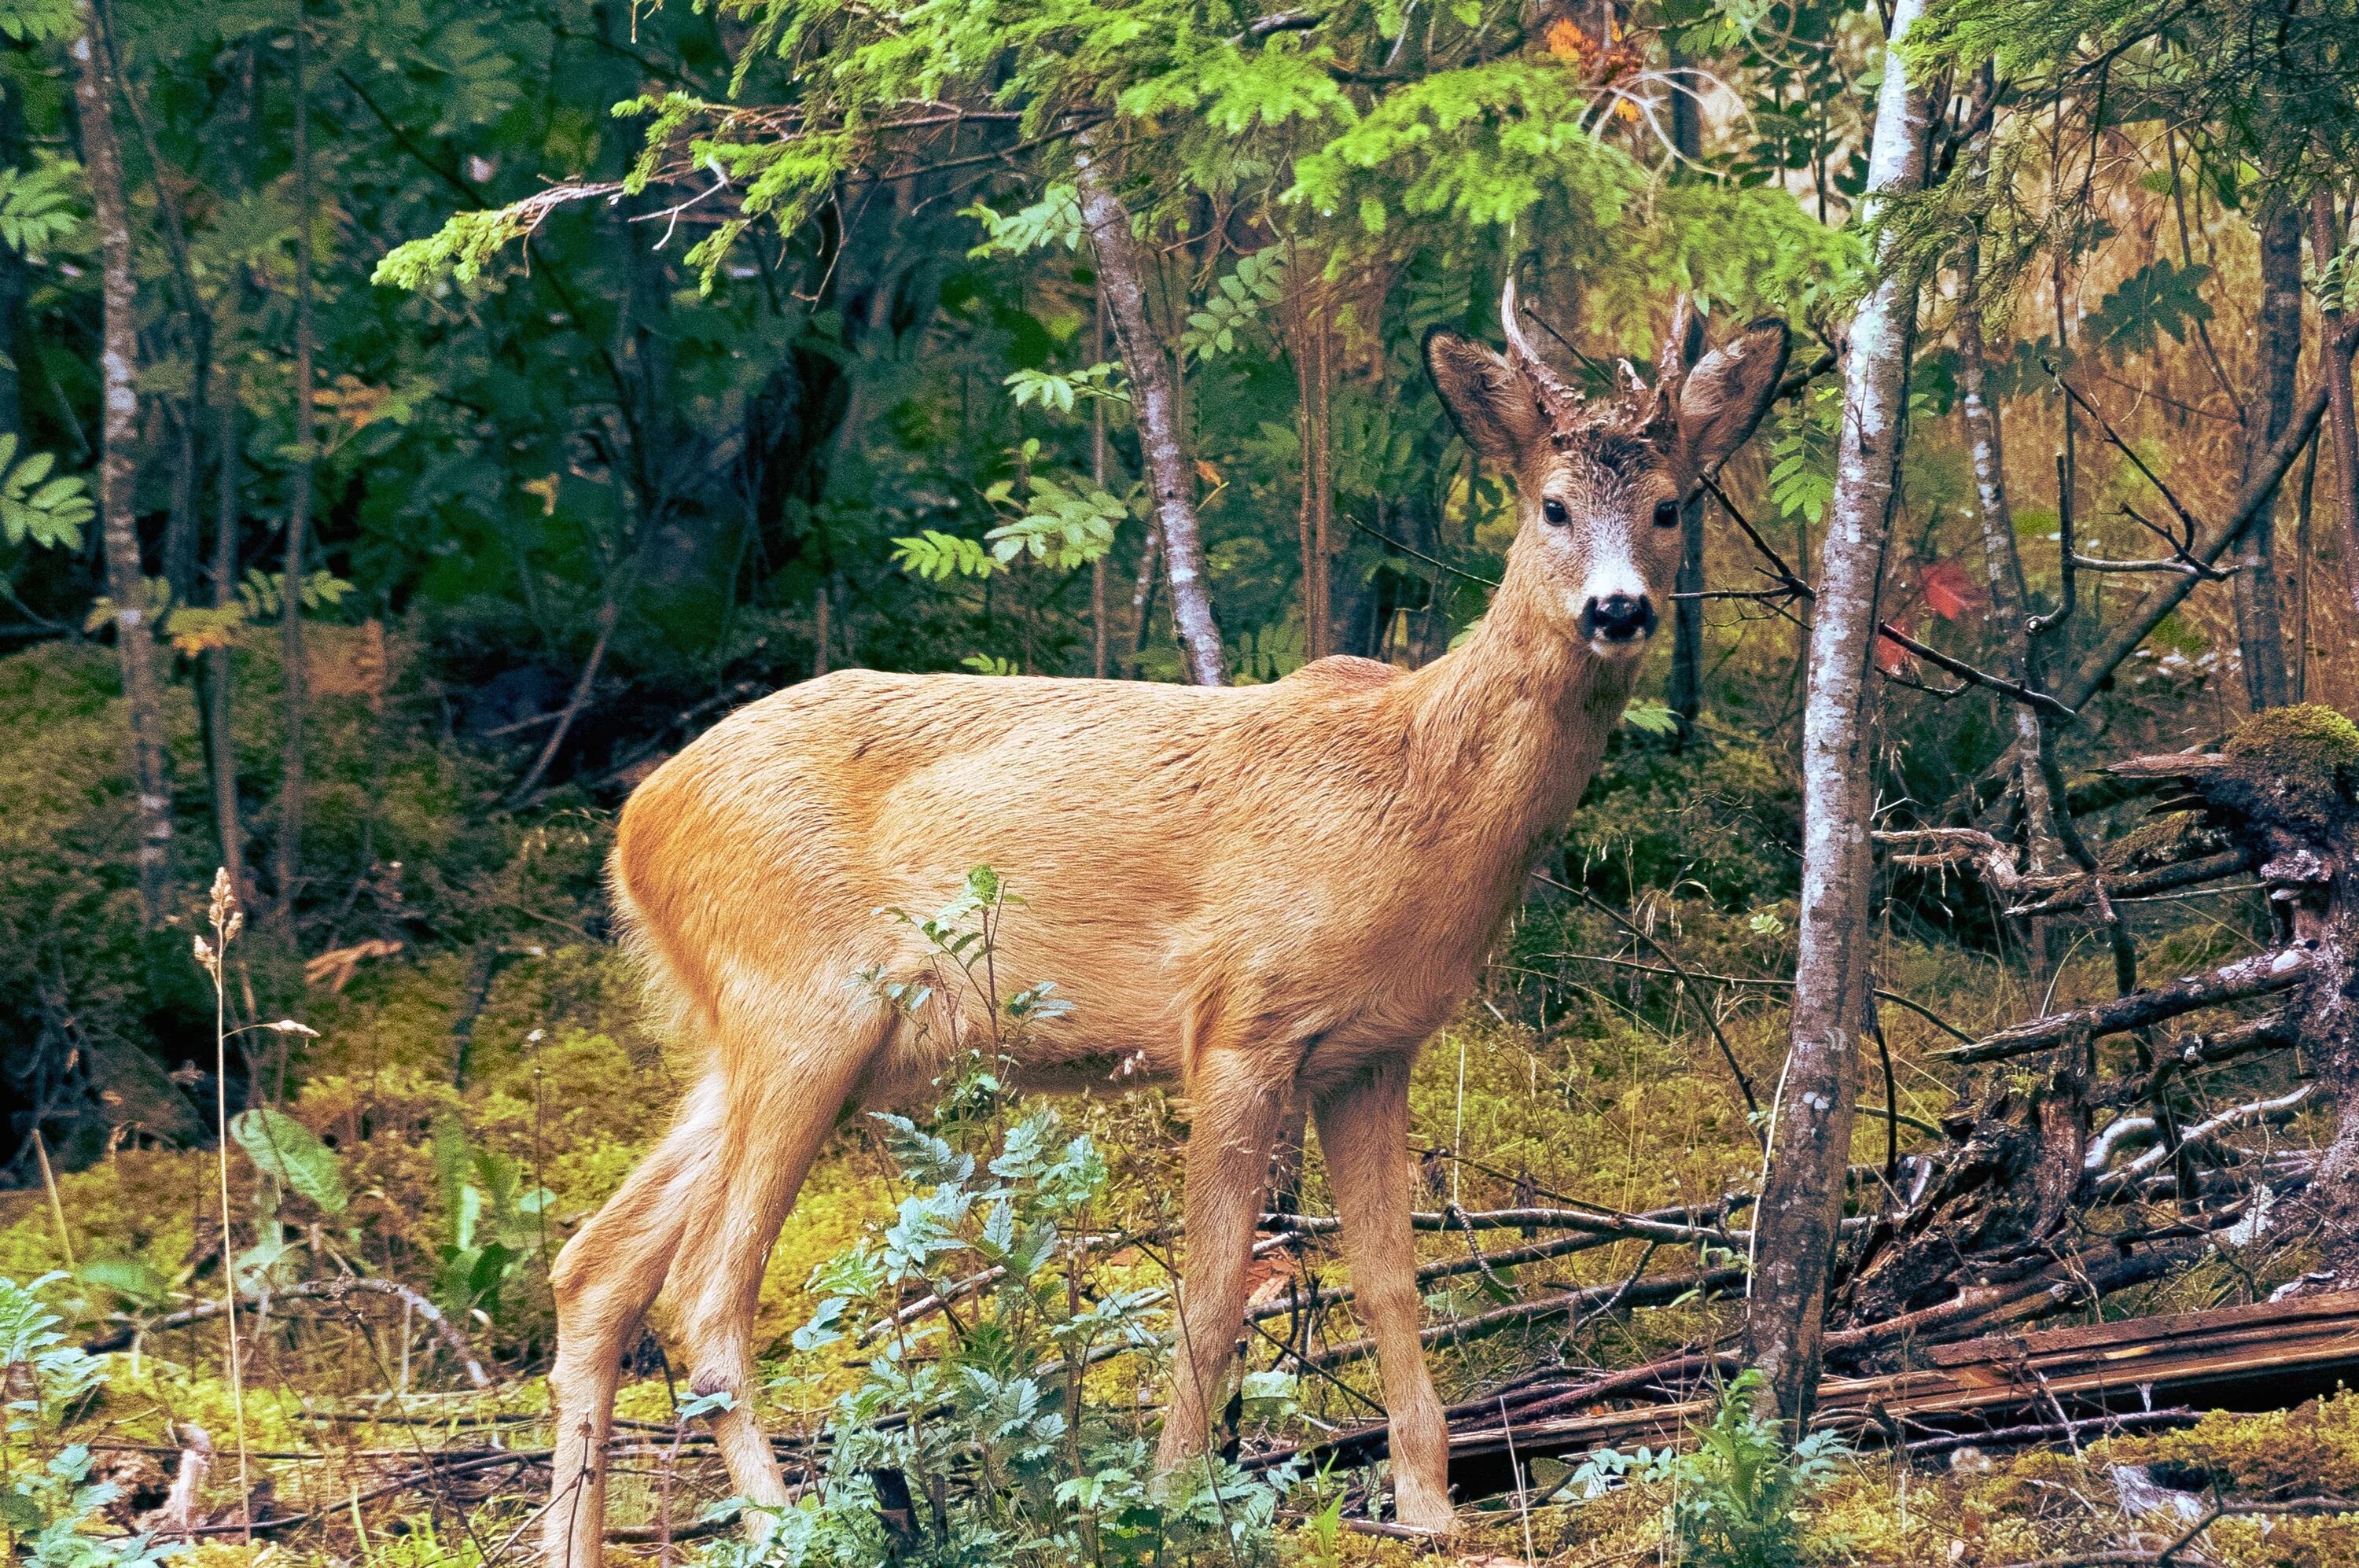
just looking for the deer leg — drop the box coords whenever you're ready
[544,1076,726,1568]
[1154,1051,1289,1478]
[668,1025,878,1529]
[1314,1058,1454,1534]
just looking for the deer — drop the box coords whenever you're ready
[542,282,1789,1566]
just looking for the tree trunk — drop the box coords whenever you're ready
[1091,287,1111,679]
[1958,182,2066,933]
[1288,261,1334,663]
[1073,130,1223,686]
[1668,307,1708,737]
[2313,193,2359,623]
[210,366,246,898]
[1746,0,1930,1427]
[1664,45,1708,739]
[274,0,315,930]
[70,0,174,928]
[2231,198,2302,712]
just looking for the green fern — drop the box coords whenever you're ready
[0,434,92,550]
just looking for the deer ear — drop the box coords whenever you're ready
[1678,318,1791,473]
[1426,329,1551,464]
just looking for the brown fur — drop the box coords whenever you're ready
[543,299,1790,1564]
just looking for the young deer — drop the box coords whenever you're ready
[543,285,1788,1564]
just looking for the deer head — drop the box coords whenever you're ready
[1426,282,1790,657]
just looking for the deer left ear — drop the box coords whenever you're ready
[1676,318,1791,473]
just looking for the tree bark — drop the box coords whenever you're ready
[1668,307,1709,737]
[1664,46,1708,738]
[1745,0,1930,1428]
[70,0,174,927]
[1091,287,1111,679]
[2313,193,2359,623]
[1073,131,1224,686]
[274,0,315,930]
[2231,198,2303,712]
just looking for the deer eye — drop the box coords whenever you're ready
[1652,498,1681,528]
[1541,498,1570,526]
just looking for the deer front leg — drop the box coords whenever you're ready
[1314,1058,1453,1535]
[544,1076,725,1568]
[1154,1051,1289,1478]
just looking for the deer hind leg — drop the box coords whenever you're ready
[1154,1049,1290,1478]
[544,1074,726,1568]
[1313,1058,1453,1534]
[667,1003,885,1529]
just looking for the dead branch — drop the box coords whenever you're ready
[1307,1265,1746,1370]
[85,1277,491,1388]
[1942,945,2318,1062]
[2096,1085,2313,1191]
[1876,622,2079,720]
[1988,1496,2359,1568]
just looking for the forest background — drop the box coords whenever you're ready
[4,0,2359,1560]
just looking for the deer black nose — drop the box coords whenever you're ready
[1581,593,1656,643]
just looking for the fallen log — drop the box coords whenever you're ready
[1433,1291,2359,1494]
[1943,945,2317,1063]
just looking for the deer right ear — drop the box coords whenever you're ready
[1426,330,1551,464]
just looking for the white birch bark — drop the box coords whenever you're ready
[71,0,175,926]
[1745,0,1930,1423]
[1073,131,1224,686]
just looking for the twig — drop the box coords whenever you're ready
[1305,1266,1745,1370]
[1876,622,2078,720]
[1523,950,1979,1047]
[1529,870,1761,1120]
[86,1277,492,1388]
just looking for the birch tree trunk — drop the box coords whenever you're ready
[2313,193,2359,623]
[1745,0,1930,1426]
[71,0,175,927]
[274,0,315,929]
[1073,131,1224,686]
[2231,198,2302,712]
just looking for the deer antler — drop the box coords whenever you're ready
[1499,274,1585,439]
[1647,293,1695,434]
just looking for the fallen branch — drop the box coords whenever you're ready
[1942,946,2317,1062]
[1989,1496,2359,1568]
[2098,1085,2313,1191]
[1307,1265,1746,1370]
[86,1277,491,1389]
[1263,1206,1730,1246]
[1900,1407,2198,1458]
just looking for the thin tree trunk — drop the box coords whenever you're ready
[274,0,315,930]
[2231,198,2303,712]
[1091,288,1110,679]
[2055,336,2352,715]
[1668,307,1708,737]
[1746,0,1930,1427]
[1073,131,1223,686]
[105,0,207,605]
[1665,46,1708,738]
[210,366,246,898]
[1289,261,1334,663]
[2313,193,2359,623]
[70,0,173,927]
[1958,160,2065,937]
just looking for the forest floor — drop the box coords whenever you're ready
[9,923,2359,1566]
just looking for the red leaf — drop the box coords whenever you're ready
[1920,558,1982,621]
[1874,621,1915,675]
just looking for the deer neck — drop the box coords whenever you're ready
[1394,549,1637,871]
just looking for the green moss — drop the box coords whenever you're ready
[2225,702,2359,792]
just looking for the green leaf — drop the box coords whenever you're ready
[230,1107,350,1215]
